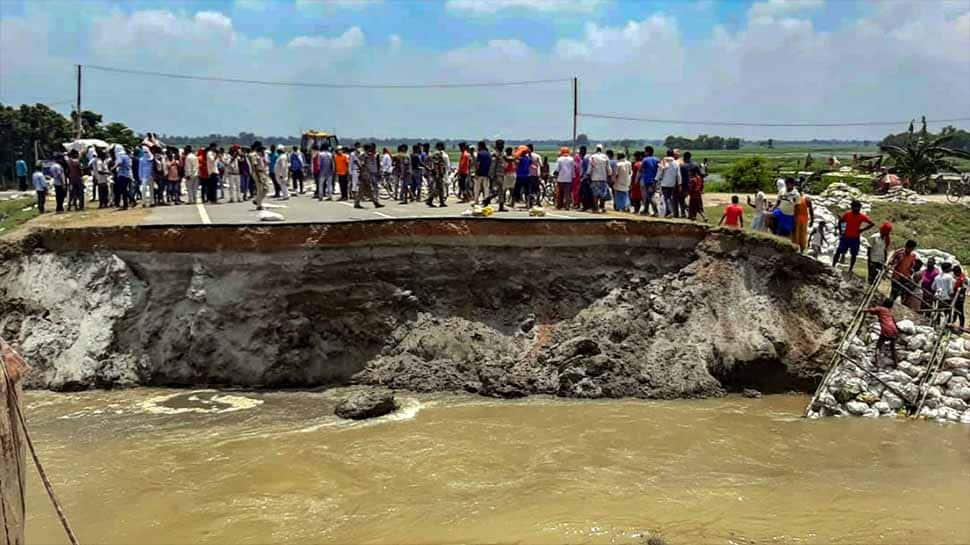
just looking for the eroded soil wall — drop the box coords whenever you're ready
[0,220,860,397]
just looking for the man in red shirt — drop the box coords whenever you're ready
[832,199,874,272]
[864,298,899,367]
[718,195,744,229]
[457,142,471,203]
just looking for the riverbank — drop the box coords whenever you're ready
[0,219,859,398]
[22,387,970,545]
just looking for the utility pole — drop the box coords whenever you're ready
[75,64,82,139]
[572,77,578,149]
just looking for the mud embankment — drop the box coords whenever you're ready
[0,220,861,397]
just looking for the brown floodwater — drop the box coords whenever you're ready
[20,388,970,545]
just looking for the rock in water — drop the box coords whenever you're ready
[742,388,763,399]
[334,390,397,420]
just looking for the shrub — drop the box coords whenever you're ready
[724,156,775,192]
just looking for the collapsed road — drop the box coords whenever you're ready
[0,218,862,398]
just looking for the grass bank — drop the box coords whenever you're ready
[0,198,38,237]
[867,202,970,264]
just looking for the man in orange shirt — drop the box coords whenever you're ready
[888,239,918,302]
[832,199,874,272]
[792,192,814,253]
[334,148,350,201]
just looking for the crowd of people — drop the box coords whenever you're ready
[21,136,967,334]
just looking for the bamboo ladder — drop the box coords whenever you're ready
[804,265,888,416]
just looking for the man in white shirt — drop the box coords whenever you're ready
[555,147,574,210]
[183,146,199,204]
[274,146,290,200]
[867,222,892,285]
[205,143,220,203]
[588,145,610,213]
[656,149,682,217]
[613,153,632,212]
[773,178,800,236]
[932,262,956,325]
[747,189,767,231]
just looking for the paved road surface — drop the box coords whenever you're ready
[144,194,598,225]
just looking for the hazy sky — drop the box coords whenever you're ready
[1,0,968,140]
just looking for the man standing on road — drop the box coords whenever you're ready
[640,146,660,217]
[289,145,305,195]
[426,142,449,208]
[588,145,610,213]
[355,143,385,209]
[394,144,412,204]
[206,143,221,204]
[456,143,471,203]
[867,222,892,285]
[657,149,681,217]
[832,199,874,273]
[15,157,28,192]
[486,139,509,212]
[317,144,334,200]
[274,145,290,201]
[473,141,490,205]
[334,147,349,200]
[528,144,542,208]
[555,147,574,210]
[93,148,111,209]
[250,141,272,211]
[679,151,696,216]
[183,146,199,204]
[225,146,242,203]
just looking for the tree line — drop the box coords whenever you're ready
[663,134,742,150]
[880,125,970,153]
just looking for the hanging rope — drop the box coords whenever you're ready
[0,339,80,545]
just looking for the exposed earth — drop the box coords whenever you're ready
[0,219,862,399]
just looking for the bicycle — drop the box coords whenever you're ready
[945,174,969,203]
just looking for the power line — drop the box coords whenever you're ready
[84,64,573,89]
[578,112,970,128]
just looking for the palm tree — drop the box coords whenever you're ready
[879,117,970,192]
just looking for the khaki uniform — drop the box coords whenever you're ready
[426,150,448,206]
[250,151,271,208]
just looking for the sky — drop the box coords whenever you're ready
[1,0,968,141]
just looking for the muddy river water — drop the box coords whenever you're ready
[21,389,970,545]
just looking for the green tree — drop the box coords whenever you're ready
[0,103,71,176]
[99,122,140,149]
[724,155,774,192]
[575,133,590,146]
[879,117,970,190]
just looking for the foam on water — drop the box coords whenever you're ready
[131,390,263,415]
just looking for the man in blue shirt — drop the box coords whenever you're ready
[15,157,28,191]
[32,169,48,213]
[112,145,133,210]
[474,140,491,204]
[640,146,660,216]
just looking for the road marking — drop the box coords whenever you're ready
[196,202,211,224]
[373,211,393,219]
[546,212,574,219]
[338,201,354,208]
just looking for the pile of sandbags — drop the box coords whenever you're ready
[873,186,927,205]
[807,322,970,424]
[916,248,961,268]
[816,182,872,214]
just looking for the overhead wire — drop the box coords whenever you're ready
[578,112,970,128]
[83,64,572,89]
